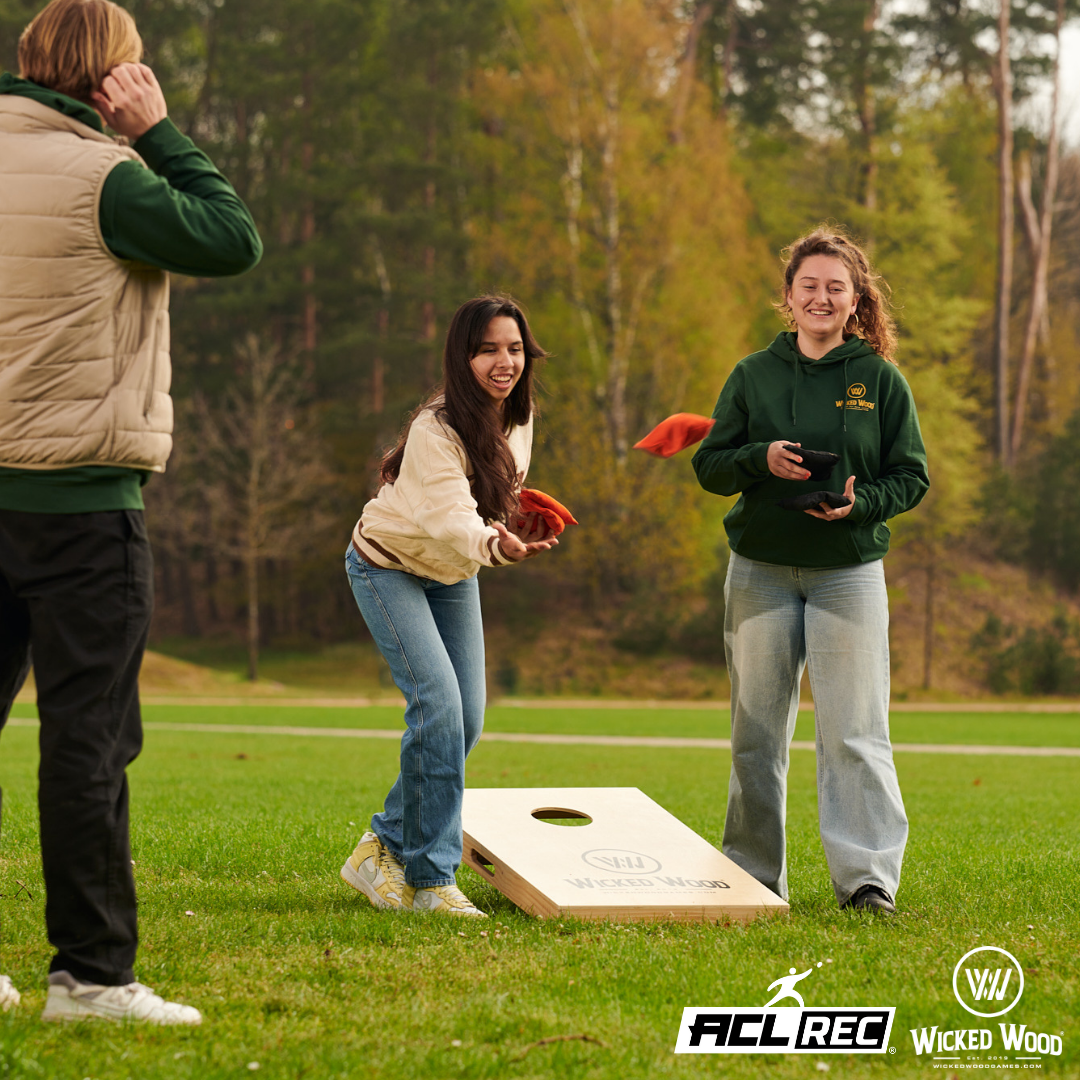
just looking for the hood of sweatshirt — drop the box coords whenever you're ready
[766,331,879,433]
[0,73,104,132]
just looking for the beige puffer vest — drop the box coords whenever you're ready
[0,96,172,472]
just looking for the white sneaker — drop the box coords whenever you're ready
[403,882,487,917]
[41,971,201,1025]
[341,830,407,910]
[0,975,20,1010]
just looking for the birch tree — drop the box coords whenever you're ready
[472,0,766,610]
[192,335,333,681]
[1009,0,1065,462]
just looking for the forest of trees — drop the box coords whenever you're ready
[3,0,1079,690]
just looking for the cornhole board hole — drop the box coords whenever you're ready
[461,787,787,924]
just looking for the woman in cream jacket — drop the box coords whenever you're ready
[340,296,556,916]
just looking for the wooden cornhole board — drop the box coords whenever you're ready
[461,787,787,924]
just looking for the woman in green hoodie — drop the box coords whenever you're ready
[692,228,929,914]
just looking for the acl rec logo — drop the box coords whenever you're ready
[674,965,894,1054]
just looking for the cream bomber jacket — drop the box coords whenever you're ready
[352,406,533,585]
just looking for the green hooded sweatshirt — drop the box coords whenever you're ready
[692,332,929,568]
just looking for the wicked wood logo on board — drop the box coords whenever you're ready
[460,787,787,923]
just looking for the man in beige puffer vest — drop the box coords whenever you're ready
[0,0,261,1024]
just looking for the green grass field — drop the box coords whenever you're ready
[0,705,1077,1078]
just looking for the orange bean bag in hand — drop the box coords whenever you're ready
[510,488,579,542]
[633,413,714,458]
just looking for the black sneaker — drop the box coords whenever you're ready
[843,884,896,914]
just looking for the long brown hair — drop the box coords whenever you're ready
[775,226,898,363]
[380,295,546,523]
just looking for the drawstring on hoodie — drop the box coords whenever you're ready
[780,331,869,434]
[842,357,848,432]
[790,354,844,431]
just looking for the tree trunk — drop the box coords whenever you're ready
[922,552,935,691]
[372,240,391,416]
[245,340,266,682]
[993,0,1014,467]
[178,557,201,638]
[1008,0,1062,464]
[205,553,220,624]
[720,0,738,119]
[562,91,604,391]
[856,0,881,220]
[602,79,625,466]
[670,2,713,144]
[160,548,175,606]
[246,549,259,682]
[422,62,438,386]
[302,68,317,354]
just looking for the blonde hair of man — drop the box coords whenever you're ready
[18,0,142,105]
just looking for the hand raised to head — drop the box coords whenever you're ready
[92,63,167,140]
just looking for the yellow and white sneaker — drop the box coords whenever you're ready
[341,830,407,910]
[0,975,20,1011]
[403,883,487,917]
[42,971,200,1025]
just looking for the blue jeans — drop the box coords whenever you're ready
[345,546,486,886]
[723,551,908,905]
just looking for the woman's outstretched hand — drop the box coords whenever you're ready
[804,475,857,521]
[767,441,811,481]
[493,521,559,561]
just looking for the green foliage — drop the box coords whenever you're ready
[972,611,1080,695]
[984,404,1080,591]
[470,0,762,627]
[702,0,905,136]
[894,0,1076,101]
[0,0,38,74]
[9,0,1080,677]
[1028,405,1080,591]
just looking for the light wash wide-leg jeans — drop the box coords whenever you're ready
[722,551,908,905]
[345,546,486,887]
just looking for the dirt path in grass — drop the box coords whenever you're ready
[133,695,1080,712]
[6,717,1077,756]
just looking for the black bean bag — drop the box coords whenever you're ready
[777,491,852,512]
[782,444,840,481]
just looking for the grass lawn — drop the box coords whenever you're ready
[0,708,1077,1078]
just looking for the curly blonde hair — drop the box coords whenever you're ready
[774,226,898,364]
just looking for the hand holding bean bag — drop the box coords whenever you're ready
[510,488,579,540]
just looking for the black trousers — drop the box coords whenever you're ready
[0,508,152,986]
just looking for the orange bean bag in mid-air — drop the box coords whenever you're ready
[633,413,714,458]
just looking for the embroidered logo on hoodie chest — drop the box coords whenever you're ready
[837,383,875,411]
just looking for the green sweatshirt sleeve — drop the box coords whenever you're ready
[99,117,262,276]
[847,371,929,525]
[691,366,772,496]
